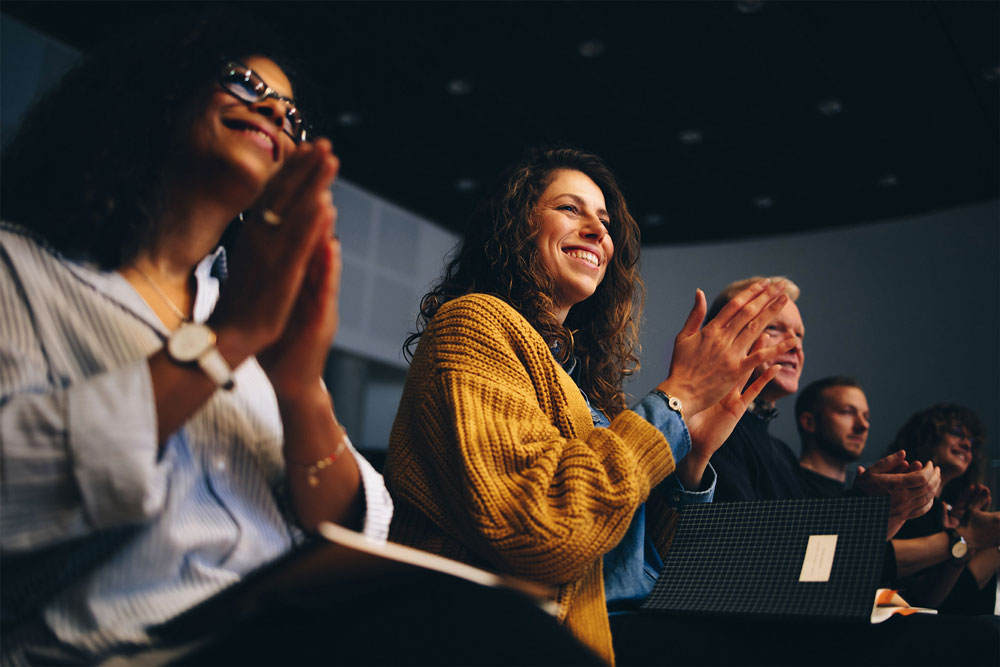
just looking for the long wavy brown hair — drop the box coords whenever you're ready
[887,403,986,504]
[404,147,644,417]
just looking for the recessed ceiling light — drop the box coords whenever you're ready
[447,79,471,95]
[735,0,764,14]
[678,129,703,145]
[643,213,664,226]
[337,112,360,127]
[817,99,843,116]
[878,174,899,188]
[578,39,606,58]
[455,178,477,192]
[753,196,774,209]
[983,65,1000,82]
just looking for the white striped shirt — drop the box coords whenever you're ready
[0,223,392,663]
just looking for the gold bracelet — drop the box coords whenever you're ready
[290,432,348,487]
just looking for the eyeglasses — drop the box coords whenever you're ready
[945,424,973,442]
[219,61,306,143]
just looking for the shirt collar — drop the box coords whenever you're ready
[747,399,779,423]
[207,246,228,281]
[550,340,579,378]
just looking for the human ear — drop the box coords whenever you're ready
[799,412,816,435]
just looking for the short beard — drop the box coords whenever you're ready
[814,435,862,464]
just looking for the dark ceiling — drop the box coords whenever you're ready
[4,1,998,244]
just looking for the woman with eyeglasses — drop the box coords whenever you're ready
[384,147,797,663]
[887,405,999,615]
[0,14,394,663]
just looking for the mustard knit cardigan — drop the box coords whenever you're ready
[385,294,678,664]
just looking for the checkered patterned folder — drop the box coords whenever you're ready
[640,497,889,622]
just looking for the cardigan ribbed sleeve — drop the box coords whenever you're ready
[387,294,677,585]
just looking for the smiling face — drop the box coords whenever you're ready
[183,55,299,199]
[750,299,805,403]
[806,386,870,462]
[934,423,975,482]
[533,169,614,323]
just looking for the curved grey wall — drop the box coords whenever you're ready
[629,201,1000,473]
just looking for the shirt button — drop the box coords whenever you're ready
[214,458,227,472]
[671,493,682,503]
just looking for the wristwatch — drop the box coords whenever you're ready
[946,528,970,565]
[653,389,684,419]
[166,323,234,390]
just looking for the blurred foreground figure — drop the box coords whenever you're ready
[0,12,392,663]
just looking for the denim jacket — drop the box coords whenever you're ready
[561,357,715,609]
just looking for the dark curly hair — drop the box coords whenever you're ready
[887,403,986,503]
[0,9,303,270]
[404,147,644,417]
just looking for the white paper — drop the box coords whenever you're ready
[798,534,838,582]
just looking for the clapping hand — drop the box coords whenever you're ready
[211,139,339,370]
[854,450,939,539]
[952,487,1000,551]
[658,280,797,417]
[658,280,797,488]
[678,364,782,488]
[943,483,993,529]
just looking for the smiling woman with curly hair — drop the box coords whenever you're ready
[404,148,643,417]
[387,146,796,663]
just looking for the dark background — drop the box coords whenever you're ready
[3,0,998,245]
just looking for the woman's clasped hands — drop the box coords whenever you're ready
[211,138,341,400]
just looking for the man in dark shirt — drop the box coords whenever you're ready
[707,276,808,503]
[704,277,999,587]
[795,376,871,498]
[705,277,938,537]
[614,278,998,665]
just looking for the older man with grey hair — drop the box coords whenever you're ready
[705,276,936,538]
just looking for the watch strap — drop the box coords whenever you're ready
[652,389,684,419]
[198,346,235,391]
[166,323,235,391]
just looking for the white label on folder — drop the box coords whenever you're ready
[798,534,838,582]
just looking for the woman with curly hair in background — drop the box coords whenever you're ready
[384,147,796,663]
[889,404,1000,614]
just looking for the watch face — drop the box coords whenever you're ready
[951,540,968,559]
[168,324,213,362]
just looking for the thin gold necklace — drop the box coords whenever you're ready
[132,264,190,323]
